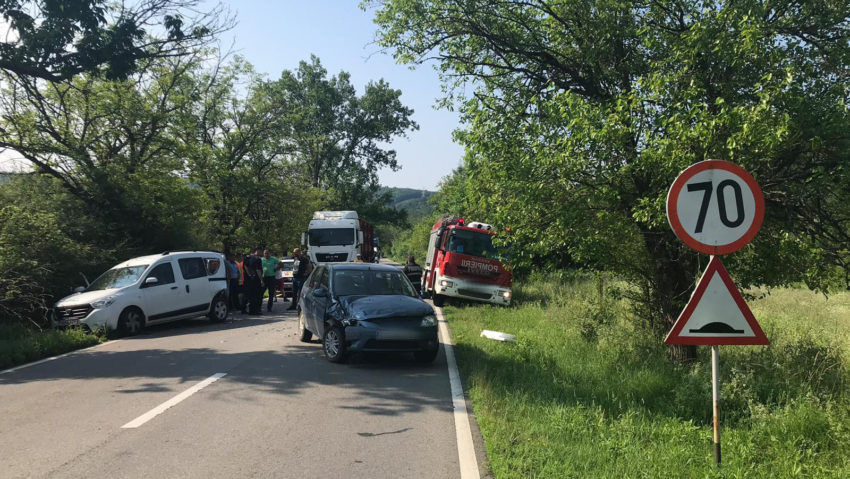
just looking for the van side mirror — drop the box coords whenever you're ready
[74,286,86,293]
[144,277,159,287]
[312,287,328,298]
[301,232,306,246]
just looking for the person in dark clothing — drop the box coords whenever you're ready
[403,255,424,294]
[243,248,264,315]
[287,248,312,310]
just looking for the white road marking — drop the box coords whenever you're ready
[121,373,227,429]
[436,306,481,479]
[0,340,116,375]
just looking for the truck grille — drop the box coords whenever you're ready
[457,289,492,300]
[316,253,348,262]
[55,305,93,321]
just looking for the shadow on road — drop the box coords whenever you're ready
[1,316,452,418]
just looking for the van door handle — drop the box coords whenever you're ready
[185,285,190,293]
[171,286,178,290]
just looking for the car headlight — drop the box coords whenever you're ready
[90,296,117,309]
[501,290,512,300]
[440,280,454,288]
[421,314,437,327]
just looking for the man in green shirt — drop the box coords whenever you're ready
[261,249,281,312]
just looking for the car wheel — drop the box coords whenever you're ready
[116,307,145,337]
[208,294,228,323]
[323,326,347,363]
[433,294,446,307]
[414,347,439,363]
[297,309,313,342]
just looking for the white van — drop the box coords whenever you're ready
[52,251,229,336]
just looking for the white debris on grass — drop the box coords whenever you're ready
[480,330,517,342]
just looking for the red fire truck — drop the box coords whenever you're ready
[423,215,512,307]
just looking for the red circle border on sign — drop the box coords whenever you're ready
[666,160,764,255]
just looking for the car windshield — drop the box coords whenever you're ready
[448,229,499,258]
[87,265,148,291]
[309,228,355,246]
[333,269,417,297]
[281,261,294,271]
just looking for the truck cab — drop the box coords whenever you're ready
[302,211,372,264]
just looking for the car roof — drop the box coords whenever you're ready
[325,263,401,272]
[116,251,223,268]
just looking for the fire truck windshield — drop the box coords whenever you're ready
[448,229,498,258]
[309,228,354,246]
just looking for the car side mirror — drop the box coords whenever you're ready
[419,290,430,299]
[74,286,86,293]
[144,277,159,287]
[312,287,328,298]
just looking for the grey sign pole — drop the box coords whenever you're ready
[711,345,721,465]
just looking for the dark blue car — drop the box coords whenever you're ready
[296,263,439,363]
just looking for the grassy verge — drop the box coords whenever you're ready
[0,324,104,370]
[446,273,850,478]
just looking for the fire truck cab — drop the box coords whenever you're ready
[423,216,512,307]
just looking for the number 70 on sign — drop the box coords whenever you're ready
[666,160,765,256]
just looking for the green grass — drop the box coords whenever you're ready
[0,324,104,370]
[446,274,850,478]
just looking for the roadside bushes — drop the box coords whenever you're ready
[447,274,850,477]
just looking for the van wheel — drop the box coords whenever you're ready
[298,309,312,342]
[116,307,145,337]
[208,294,228,323]
[433,294,446,307]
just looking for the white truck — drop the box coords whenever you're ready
[301,211,374,264]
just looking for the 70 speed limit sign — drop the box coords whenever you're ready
[667,160,764,255]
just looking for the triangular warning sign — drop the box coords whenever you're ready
[665,256,769,345]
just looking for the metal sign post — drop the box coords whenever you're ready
[711,345,721,465]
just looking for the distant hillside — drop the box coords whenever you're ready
[381,187,436,220]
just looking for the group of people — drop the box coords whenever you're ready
[225,248,313,316]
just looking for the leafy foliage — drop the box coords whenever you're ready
[0,0,226,81]
[368,0,850,352]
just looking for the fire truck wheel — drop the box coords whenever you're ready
[433,294,446,307]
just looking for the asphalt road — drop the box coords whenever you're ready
[0,298,461,478]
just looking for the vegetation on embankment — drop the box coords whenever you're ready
[446,274,850,478]
[0,325,104,370]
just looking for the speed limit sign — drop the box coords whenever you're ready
[667,160,764,255]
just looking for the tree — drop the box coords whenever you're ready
[0,0,228,82]
[175,57,321,254]
[368,0,850,360]
[0,52,207,251]
[266,55,418,226]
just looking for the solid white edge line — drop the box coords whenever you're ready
[436,306,481,479]
[121,373,227,429]
[0,340,116,375]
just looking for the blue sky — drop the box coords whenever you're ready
[218,0,464,191]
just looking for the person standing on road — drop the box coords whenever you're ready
[243,248,264,315]
[261,249,281,312]
[403,255,424,294]
[226,254,240,313]
[287,248,312,310]
[235,253,247,313]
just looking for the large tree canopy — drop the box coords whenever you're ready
[368,0,850,357]
[0,0,226,81]
[265,56,418,225]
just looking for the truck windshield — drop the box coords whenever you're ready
[448,230,499,258]
[87,265,148,291]
[309,228,355,246]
